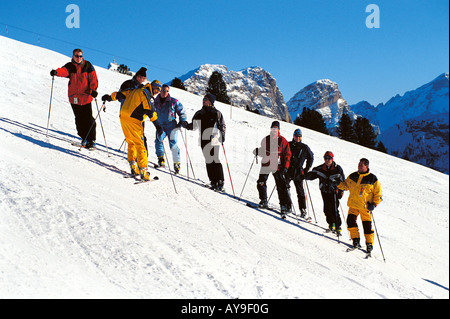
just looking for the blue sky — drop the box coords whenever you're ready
[0,0,448,106]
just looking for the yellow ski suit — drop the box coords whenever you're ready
[338,170,382,244]
[110,84,159,169]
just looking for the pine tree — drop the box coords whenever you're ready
[338,113,358,143]
[206,71,230,104]
[354,116,378,149]
[376,141,388,153]
[171,77,187,91]
[294,107,329,135]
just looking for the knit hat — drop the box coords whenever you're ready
[293,128,302,137]
[271,121,280,129]
[136,67,147,77]
[151,80,162,88]
[324,151,334,159]
[204,93,216,105]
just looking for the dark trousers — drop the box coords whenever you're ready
[257,171,292,207]
[292,177,307,210]
[321,192,342,227]
[201,143,224,185]
[71,103,96,143]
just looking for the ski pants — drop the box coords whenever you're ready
[121,117,148,169]
[154,120,180,162]
[292,176,307,210]
[71,103,96,143]
[347,208,374,244]
[201,141,224,185]
[257,171,292,208]
[321,192,342,228]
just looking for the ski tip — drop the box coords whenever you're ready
[153,176,159,180]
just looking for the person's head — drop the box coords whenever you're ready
[358,158,370,174]
[151,80,162,95]
[72,49,83,64]
[160,84,170,98]
[270,121,280,136]
[135,67,147,84]
[293,128,302,142]
[203,93,216,107]
[324,151,334,166]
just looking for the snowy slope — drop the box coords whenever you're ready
[0,36,449,299]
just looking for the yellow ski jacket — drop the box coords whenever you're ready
[111,84,158,123]
[338,170,382,211]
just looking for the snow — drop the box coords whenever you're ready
[0,35,449,299]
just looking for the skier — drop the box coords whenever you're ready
[286,128,314,218]
[253,121,292,218]
[50,48,98,149]
[154,84,188,174]
[118,67,149,151]
[151,80,162,96]
[186,93,226,191]
[101,83,163,181]
[337,158,383,253]
[305,151,345,232]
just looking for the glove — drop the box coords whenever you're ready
[91,91,98,98]
[178,121,188,128]
[154,122,164,141]
[280,167,288,178]
[116,91,126,101]
[337,189,344,199]
[186,122,193,131]
[102,94,112,102]
[221,133,225,144]
[367,202,376,211]
[253,147,259,156]
[50,70,57,76]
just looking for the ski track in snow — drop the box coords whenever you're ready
[0,36,448,299]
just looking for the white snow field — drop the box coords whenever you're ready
[0,36,448,299]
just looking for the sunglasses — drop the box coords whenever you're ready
[324,156,333,160]
[162,90,169,92]
[74,55,83,58]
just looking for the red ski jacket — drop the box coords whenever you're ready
[257,132,291,172]
[56,59,98,105]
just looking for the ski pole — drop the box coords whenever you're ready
[304,180,318,223]
[94,99,110,157]
[371,211,386,263]
[46,76,55,138]
[222,144,235,197]
[238,155,256,201]
[161,138,178,194]
[333,192,341,243]
[80,101,105,151]
[180,128,196,180]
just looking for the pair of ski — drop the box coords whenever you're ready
[346,246,372,259]
[124,173,159,184]
[245,202,312,223]
[71,141,95,151]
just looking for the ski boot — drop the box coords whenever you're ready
[174,162,181,174]
[352,238,361,249]
[139,167,150,181]
[85,140,96,151]
[129,160,139,176]
[366,243,373,253]
[300,208,307,219]
[280,205,291,219]
[157,155,165,168]
[258,199,268,209]
[216,180,224,193]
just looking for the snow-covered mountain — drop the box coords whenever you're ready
[288,75,449,174]
[287,79,362,135]
[0,35,449,299]
[352,73,449,174]
[178,64,292,122]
